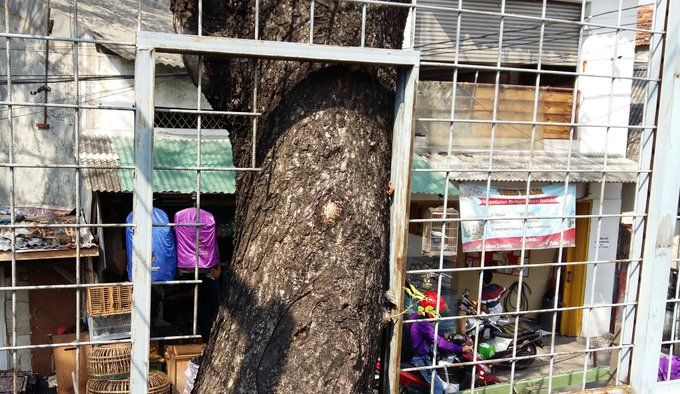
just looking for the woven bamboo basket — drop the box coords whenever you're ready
[87,285,132,317]
[87,343,131,380]
[86,371,171,394]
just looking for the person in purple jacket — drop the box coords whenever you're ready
[410,291,470,393]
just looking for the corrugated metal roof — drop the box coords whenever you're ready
[81,135,236,194]
[412,155,459,196]
[419,150,640,183]
[50,0,183,68]
[80,135,123,193]
[626,66,647,161]
[415,0,581,65]
[113,136,237,194]
[81,135,456,196]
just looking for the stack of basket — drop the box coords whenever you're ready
[85,338,171,393]
[86,286,171,393]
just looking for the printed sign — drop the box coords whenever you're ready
[459,183,576,252]
[598,236,610,250]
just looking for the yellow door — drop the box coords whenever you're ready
[560,201,591,337]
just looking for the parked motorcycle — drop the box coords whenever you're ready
[374,342,500,393]
[457,289,543,369]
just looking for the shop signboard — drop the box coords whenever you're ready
[459,183,576,252]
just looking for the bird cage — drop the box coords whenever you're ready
[422,207,459,257]
[87,285,133,317]
[86,285,133,341]
[87,343,131,380]
[86,371,171,394]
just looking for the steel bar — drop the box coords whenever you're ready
[0,223,133,228]
[427,0,464,389]
[4,0,18,390]
[0,280,202,292]
[405,258,640,275]
[630,0,680,390]
[581,2,623,387]
[153,165,260,172]
[416,118,656,130]
[0,339,132,352]
[70,0,83,389]
[401,344,634,372]
[466,2,508,387]
[129,47,156,393]
[386,64,419,394]
[0,31,134,45]
[618,0,667,383]
[149,334,203,342]
[0,101,134,110]
[411,168,650,174]
[137,31,419,66]
[155,107,261,117]
[403,301,637,325]
[420,61,660,82]
[410,213,646,223]
[0,163,135,170]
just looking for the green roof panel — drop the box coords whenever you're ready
[411,155,459,196]
[113,137,237,194]
[111,137,454,196]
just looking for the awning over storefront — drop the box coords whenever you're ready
[81,135,457,196]
[418,150,640,183]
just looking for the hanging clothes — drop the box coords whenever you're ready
[126,208,177,282]
[174,208,220,270]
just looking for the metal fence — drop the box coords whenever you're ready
[0,0,678,393]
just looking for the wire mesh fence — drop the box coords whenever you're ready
[0,0,677,393]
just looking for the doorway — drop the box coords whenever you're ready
[560,200,592,337]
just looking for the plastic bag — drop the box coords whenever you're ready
[126,208,177,281]
[183,358,201,394]
[174,208,219,269]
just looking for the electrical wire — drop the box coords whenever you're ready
[504,281,532,312]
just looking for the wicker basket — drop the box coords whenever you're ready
[86,371,171,394]
[87,285,132,317]
[87,343,131,380]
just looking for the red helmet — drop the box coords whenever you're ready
[418,291,447,317]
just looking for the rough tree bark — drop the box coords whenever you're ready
[170,1,406,392]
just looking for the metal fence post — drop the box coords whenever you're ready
[618,0,667,383]
[130,46,156,393]
[386,63,418,394]
[630,0,680,390]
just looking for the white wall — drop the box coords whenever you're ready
[578,0,637,156]
[581,182,622,337]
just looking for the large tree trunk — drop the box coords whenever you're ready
[170,1,406,391]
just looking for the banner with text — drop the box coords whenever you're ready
[459,183,576,252]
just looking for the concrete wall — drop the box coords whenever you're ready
[0,2,210,211]
[581,182,623,337]
[578,0,637,157]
